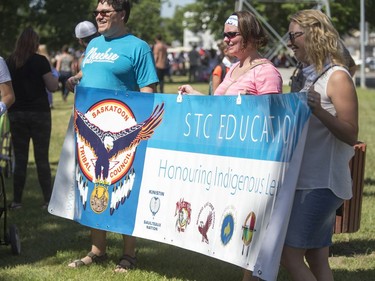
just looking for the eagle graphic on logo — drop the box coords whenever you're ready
[74,101,164,213]
[198,211,213,244]
[196,202,215,244]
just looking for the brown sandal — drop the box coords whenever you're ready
[114,254,137,273]
[68,251,108,268]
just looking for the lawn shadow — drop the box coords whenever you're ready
[364,177,375,186]
[331,238,375,256]
[363,182,375,197]
[135,238,243,281]
[333,268,375,281]
[0,166,91,267]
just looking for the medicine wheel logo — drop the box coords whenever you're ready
[241,211,256,257]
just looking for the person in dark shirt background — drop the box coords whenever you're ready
[6,27,58,210]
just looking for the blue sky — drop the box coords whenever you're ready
[161,0,195,18]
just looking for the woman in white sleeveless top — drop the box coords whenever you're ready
[280,10,358,281]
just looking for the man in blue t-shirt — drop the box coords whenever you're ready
[67,0,158,272]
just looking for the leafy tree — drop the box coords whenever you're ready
[178,1,233,39]
[162,7,186,45]
[0,0,167,56]
[176,0,374,40]
[34,0,96,52]
[0,0,30,57]
[127,0,164,44]
[0,0,95,56]
[1,0,373,59]
[329,0,375,34]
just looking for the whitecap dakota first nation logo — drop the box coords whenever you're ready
[175,198,192,232]
[74,99,164,214]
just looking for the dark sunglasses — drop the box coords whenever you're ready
[223,32,241,39]
[288,31,304,42]
[93,9,122,17]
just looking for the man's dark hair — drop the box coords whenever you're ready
[98,0,131,23]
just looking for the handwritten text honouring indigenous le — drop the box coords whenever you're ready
[183,112,295,143]
[158,159,280,197]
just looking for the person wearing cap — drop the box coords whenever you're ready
[64,21,99,86]
[75,20,99,44]
[66,0,158,273]
[75,21,100,73]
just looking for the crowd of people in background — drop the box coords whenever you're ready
[169,45,231,83]
[38,40,265,97]
[4,29,295,98]
[16,38,244,99]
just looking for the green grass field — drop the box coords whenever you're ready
[0,76,374,281]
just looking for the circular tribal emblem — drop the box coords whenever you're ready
[76,99,136,184]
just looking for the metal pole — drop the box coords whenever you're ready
[235,0,244,11]
[324,0,331,18]
[360,0,366,88]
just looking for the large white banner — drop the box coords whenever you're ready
[49,87,310,280]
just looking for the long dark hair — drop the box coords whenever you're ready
[7,27,39,70]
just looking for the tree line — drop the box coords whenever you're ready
[0,0,373,57]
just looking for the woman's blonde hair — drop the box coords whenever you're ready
[289,9,345,72]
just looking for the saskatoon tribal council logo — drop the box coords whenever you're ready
[196,202,215,244]
[241,211,256,257]
[175,198,192,232]
[74,100,164,214]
